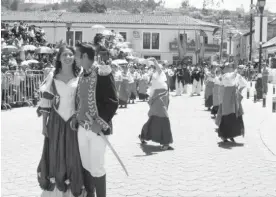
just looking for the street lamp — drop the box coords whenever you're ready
[258,0,265,73]
[228,32,234,56]
[66,22,72,46]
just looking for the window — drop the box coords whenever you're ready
[152,33,160,49]
[204,37,208,44]
[66,31,74,46]
[143,32,160,50]
[119,32,127,41]
[75,31,83,46]
[66,31,83,46]
[143,32,151,49]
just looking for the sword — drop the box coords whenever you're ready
[85,113,129,176]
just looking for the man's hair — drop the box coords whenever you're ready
[76,42,95,61]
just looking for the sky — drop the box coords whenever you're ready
[164,0,276,12]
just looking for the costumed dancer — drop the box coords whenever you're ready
[128,66,138,104]
[73,43,118,197]
[182,65,191,94]
[191,65,202,96]
[216,63,246,143]
[118,64,130,108]
[36,46,85,197]
[175,64,184,96]
[139,58,173,150]
[204,66,215,110]
[255,73,263,100]
[137,68,149,101]
[112,64,122,98]
[167,66,175,91]
[211,67,222,117]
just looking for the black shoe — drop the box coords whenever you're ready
[138,135,147,144]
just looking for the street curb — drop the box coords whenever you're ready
[258,115,276,157]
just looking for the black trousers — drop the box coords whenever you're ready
[83,168,106,197]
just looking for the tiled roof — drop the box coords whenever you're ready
[1,11,218,27]
[263,36,276,48]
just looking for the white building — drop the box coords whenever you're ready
[2,11,220,64]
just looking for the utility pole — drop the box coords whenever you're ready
[219,16,224,63]
[249,0,253,62]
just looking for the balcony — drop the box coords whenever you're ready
[169,41,220,53]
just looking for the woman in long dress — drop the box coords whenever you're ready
[216,63,247,142]
[118,64,130,108]
[204,67,215,110]
[137,68,149,101]
[36,46,85,197]
[139,58,173,150]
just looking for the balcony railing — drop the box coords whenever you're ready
[169,41,220,53]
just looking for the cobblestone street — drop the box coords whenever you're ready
[1,86,276,197]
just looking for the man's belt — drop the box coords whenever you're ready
[79,113,129,176]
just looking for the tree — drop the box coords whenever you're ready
[1,0,11,9]
[181,0,189,9]
[10,0,19,11]
[52,3,60,10]
[79,0,107,13]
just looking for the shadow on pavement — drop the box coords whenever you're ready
[217,142,244,149]
[134,144,166,156]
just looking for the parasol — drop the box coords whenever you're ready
[27,59,39,64]
[22,45,37,51]
[2,45,18,53]
[112,59,128,65]
[102,29,113,36]
[120,48,132,53]
[35,46,53,54]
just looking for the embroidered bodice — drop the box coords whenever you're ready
[38,72,78,122]
[53,79,78,121]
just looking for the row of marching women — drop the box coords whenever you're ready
[112,62,150,108]
[204,62,247,143]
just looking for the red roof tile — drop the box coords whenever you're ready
[1,11,218,27]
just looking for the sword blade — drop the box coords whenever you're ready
[99,132,129,176]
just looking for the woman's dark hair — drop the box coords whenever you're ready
[54,46,80,77]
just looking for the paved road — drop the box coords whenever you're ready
[1,86,276,197]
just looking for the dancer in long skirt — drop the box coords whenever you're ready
[204,67,215,110]
[139,58,173,150]
[216,63,247,143]
[211,67,221,117]
[138,68,149,101]
[182,66,191,94]
[175,65,184,96]
[118,64,130,108]
[128,68,138,104]
[36,46,85,197]
[191,65,201,96]
[74,43,118,197]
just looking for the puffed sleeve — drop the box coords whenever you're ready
[237,74,247,89]
[36,72,54,117]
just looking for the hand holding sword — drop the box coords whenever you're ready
[85,112,129,176]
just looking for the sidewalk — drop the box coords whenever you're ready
[244,82,276,156]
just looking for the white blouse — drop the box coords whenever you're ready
[38,72,79,122]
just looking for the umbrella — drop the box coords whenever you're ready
[126,55,136,60]
[120,48,132,53]
[27,59,39,64]
[22,45,37,51]
[36,46,53,54]
[112,59,128,65]
[2,45,18,53]
[102,29,113,36]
